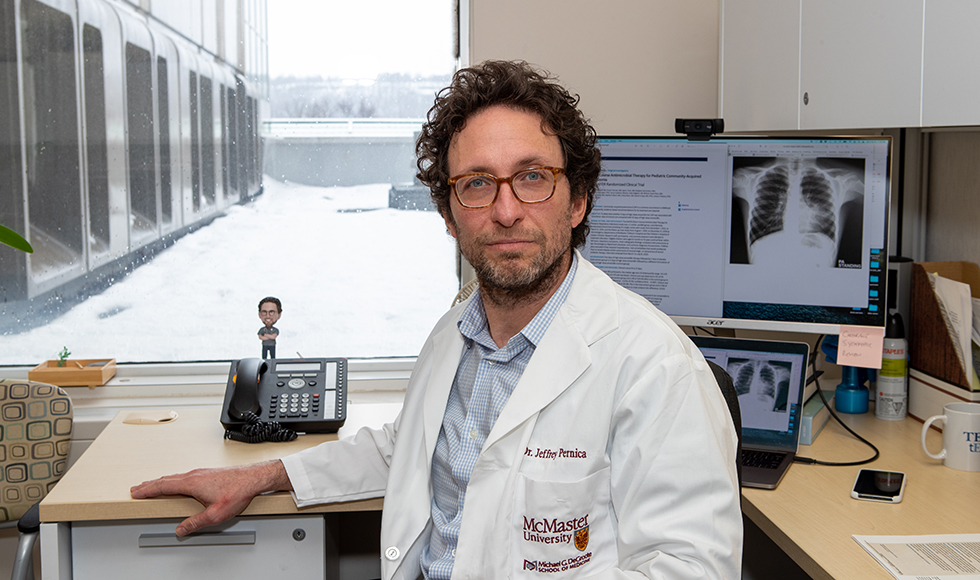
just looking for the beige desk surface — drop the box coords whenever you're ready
[742,409,980,580]
[40,404,398,523]
[43,399,978,579]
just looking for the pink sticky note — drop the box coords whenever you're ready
[837,325,885,369]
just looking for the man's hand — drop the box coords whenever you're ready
[130,460,292,536]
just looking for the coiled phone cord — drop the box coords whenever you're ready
[224,411,298,443]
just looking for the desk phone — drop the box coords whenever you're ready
[220,357,347,434]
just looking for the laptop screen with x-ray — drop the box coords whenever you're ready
[691,335,809,453]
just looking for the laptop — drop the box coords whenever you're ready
[690,336,810,490]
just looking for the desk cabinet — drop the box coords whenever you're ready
[38,407,393,580]
[70,516,327,580]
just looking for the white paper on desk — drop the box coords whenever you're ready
[928,272,974,388]
[853,534,980,579]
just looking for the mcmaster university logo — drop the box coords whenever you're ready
[521,513,594,572]
[523,514,590,550]
[574,526,589,551]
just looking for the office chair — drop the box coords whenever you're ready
[705,361,742,488]
[0,379,73,580]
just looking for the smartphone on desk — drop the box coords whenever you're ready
[851,469,906,503]
[220,357,347,433]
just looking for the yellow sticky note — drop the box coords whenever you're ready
[837,325,885,369]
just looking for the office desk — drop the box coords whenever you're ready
[39,405,398,580]
[41,402,977,580]
[742,410,980,580]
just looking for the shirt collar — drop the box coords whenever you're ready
[458,253,578,350]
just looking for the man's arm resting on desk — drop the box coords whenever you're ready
[130,460,292,536]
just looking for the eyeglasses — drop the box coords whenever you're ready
[259,310,279,316]
[447,167,565,209]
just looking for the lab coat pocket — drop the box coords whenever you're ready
[513,467,617,577]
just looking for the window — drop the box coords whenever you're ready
[190,70,201,211]
[226,84,239,196]
[158,56,172,224]
[0,0,456,365]
[20,0,83,286]
[84,24,110,253]
[125,41,156,235]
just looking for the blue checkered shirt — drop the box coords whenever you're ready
[420,256,579,580]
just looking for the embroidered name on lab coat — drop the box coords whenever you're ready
[524,447,588,460]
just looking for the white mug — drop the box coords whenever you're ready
[921,402,980,472]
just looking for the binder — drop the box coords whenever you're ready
[909,261,980,392]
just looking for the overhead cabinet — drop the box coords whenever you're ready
[722,0,927,131]
[921,1,980,127]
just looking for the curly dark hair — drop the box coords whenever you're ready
[258,296,281,313]
[416,60,601,249]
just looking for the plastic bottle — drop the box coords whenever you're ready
[876,312,908,420]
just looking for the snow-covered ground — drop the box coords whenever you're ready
[0,178,459,364]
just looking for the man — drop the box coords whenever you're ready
[257,297,282,359]
[132,60,742,579]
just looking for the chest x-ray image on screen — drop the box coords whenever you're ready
[728,357,793,413]
[582,136,891,334]
[730,157,865,269]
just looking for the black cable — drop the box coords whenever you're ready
[793,334,880,466]
[224,411,298,443]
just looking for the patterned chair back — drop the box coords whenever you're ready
[0,379,73,522]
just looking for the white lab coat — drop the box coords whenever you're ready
[281,253,742,580]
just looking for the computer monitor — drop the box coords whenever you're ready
[581,135,892,334]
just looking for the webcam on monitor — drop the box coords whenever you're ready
[675,118,724,140]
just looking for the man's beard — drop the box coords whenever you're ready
[457,226,572,307]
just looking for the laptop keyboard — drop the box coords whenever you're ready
[741,449,785,470]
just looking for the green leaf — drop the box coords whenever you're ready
[0,224,33,253]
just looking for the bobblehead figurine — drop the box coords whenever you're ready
[257,297,282,359]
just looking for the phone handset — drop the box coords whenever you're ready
[223,358,297,443]
[228,358,265,420]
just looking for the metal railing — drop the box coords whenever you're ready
[262,118,425,139]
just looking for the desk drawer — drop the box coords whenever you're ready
[70,515,325,580]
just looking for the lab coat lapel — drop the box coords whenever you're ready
[422,319,465,468]
[485,256,618,448]
[485,314,590,447]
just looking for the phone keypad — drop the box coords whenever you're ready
[268,392,318,418]
[255,360,344,427]
[267,391,323,420]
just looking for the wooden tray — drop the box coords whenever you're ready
[29,359,117,387]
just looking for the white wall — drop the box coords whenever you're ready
[467,0,720,136]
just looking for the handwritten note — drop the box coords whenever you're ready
[838,325,886,369]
